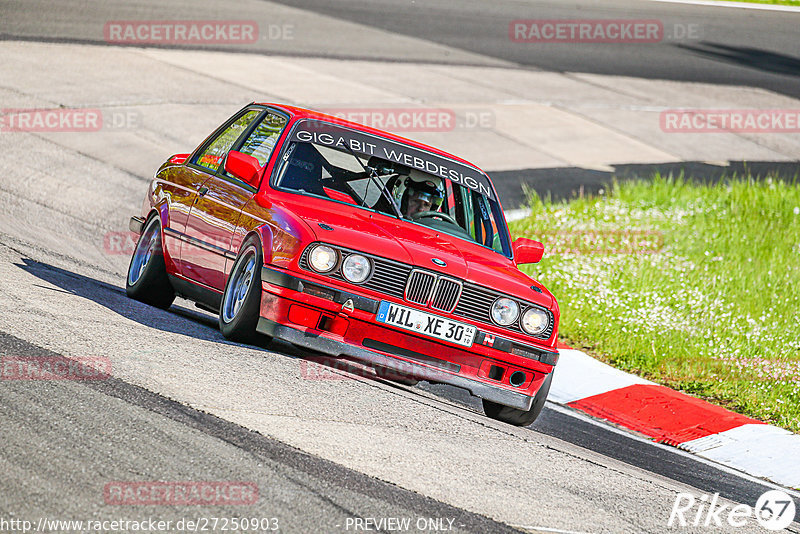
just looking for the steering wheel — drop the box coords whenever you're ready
[411,211,459,226]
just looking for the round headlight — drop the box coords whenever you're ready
[491,298,519,326]
[521,307,549,335]
[342,254,371,283]
[309,245,337,273]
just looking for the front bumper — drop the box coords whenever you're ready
[257,266,558,411]
[257,318,534,410]
[130,216,145,234]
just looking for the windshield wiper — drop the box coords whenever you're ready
[340,143,403,219]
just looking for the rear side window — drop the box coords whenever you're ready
[238,112,287,167]
[194,109,261,172]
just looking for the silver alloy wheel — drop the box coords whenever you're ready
[128,219,159,286]
[222,247,257,323]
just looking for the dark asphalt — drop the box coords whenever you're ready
[3,0,799,97]
[264,0,800,99]
[3,256,800,530]
[2,1,799,527]
[418,381,800,519]
[256,0,800,208]
[0,331,520,534]
[2,320,795,530]
[2,0,798,208]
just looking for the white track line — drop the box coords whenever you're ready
[650,0,800,12]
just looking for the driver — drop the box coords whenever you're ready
[400,174,445,219]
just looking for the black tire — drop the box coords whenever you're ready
[483,371,553,427]
[126,214,175,309]
[219,237,269,344]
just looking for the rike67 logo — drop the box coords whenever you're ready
[668,490,796,530]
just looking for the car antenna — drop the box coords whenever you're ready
[341,142,403,219]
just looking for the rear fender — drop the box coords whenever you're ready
[145,202,179,275]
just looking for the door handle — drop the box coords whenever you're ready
[198,186,209,197]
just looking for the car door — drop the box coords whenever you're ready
[179,108,261,290]
[154,160,210,275]
[182,109,287,291]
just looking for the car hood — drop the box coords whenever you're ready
[276,195,554,309]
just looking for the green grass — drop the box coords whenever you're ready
[716,0,800,5]
[510,175,800,432]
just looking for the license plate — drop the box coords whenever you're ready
[376,301,476,348]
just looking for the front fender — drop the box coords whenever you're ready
[253,225,274,264]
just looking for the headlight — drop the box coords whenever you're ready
[342,254,371,283]
[491,298,519,326]
[309,245,337,273]
[521,307,549,335]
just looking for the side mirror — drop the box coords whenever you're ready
[513,238,544,264]
[225,150,262,188]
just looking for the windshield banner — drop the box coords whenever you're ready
[289,120,495,199]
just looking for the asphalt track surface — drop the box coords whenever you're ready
[264,0,800,99]
[3,0,799,97]
[0,332,518,534]
[1,0,800,532]
[3,0,799,206]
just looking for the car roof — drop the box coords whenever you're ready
[257,103,485,175]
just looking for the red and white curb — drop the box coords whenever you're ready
[548,343,800,490]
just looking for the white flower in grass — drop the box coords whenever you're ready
[794,207,800,215]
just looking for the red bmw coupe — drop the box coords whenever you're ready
[127,103,559,425]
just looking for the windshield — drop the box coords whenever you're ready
[274,119,512,257]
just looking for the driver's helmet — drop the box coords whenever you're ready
[400,172,445,215]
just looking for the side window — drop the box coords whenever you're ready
[194,109,261,172]
[475,192,503,253]
[238,112,288,167]
[449,183,473,236]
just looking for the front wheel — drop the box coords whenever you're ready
[126,215,175,309]
[219,238,269,344]
[483,371,553,427]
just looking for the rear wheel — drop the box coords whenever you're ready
[219,238,269,344]
[483,371,553,427]
[126,215,175,309]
